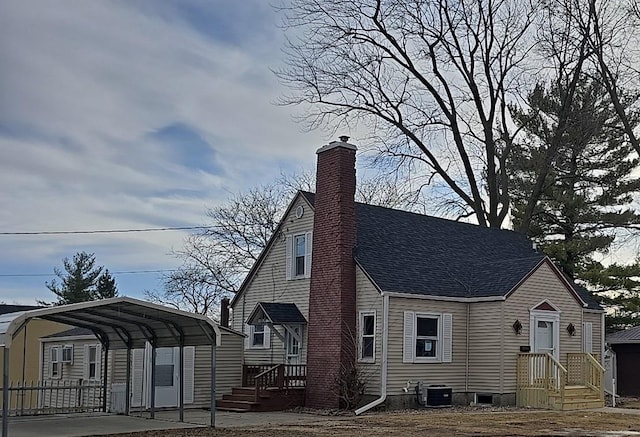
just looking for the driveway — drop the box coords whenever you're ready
[1,410,339,437]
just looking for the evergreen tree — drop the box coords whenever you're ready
[508,77,640,328]
[95,269,118,300]
[43,252,117,305]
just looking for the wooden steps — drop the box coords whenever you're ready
[549,385,604,411]
[217,386,305,412]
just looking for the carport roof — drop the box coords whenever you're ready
[2,297,221,350]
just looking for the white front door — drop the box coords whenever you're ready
[285,325,301,364]
[153,347,179,408]
[532,318,559,359]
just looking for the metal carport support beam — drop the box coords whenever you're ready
[1,296,222,436]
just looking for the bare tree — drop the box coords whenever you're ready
[277,0,537,227]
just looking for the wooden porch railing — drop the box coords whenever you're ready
[567,353,605,399]
[244,364,307,402]
[516,353,567,409]
[517,353,604,409]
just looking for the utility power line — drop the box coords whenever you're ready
[0,269,178,278]
[0,226,209,236]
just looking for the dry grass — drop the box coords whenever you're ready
[100,409,640,437]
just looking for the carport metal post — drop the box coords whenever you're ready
[102,343,109,412]
[150,344,156,419]
[125,346,131,415]
[179,345,184,422]
[210,344,216,427]
[2,346,10,437]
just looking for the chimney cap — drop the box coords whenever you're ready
[316,137,357,154]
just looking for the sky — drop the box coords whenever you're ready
[0,1,333,304]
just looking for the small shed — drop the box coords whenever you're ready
[607,326,640,396]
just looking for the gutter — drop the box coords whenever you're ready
[355,294,389,415]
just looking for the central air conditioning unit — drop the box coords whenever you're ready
[417,382,452,407]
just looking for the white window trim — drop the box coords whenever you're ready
[245,323,271,350]
[50,345,61,379]
[61,344,73,364]
[403,311,452,364]
[358,311,376,363]
[285,231,312,280]
[583,321,593,354]
[84,344,101,380]
[414,313,442,363]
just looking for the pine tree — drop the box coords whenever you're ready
[508,77,640,329]
[95,269,118,300]
[43,252,117,305]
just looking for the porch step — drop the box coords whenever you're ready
[216,399,260,412]
[564,385,597,397]
[548,385,604,411]
[217,386,305,413]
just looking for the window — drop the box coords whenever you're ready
[61,345,73,364]
[252,324,265,347]
[403,311,452,363]
[416,316,438,358]
[285,232,312,280]
[245,324,271,349]
[86,345,99,379]
[50,346,61,379]
[295,235,306,276]
[359,312,376,362]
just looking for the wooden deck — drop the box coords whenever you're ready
[217,364,306,412]
[516,353,604,410]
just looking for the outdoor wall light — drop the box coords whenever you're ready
[566,322,576,336]
[512,319,522,335]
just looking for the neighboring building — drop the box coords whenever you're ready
[606,326,640,396]
[40,325,244,411]
[230,137,605,411]
[0,305,69,385]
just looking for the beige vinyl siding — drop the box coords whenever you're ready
[193,332,244,404]
[502,262,584,391]
[386,297,467,395]
[356,266,383,396]
[41,338,101,381]
[105,330,243,407]
[583,311,603,357]
[232,196,314,365]
[467,300,502,393]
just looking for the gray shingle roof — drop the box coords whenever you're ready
[43,327,94,338]
[0,304,41,315]
[300,191,601,309]
[607,325,640,344]
[257,302,307,324]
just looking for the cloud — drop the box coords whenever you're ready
[0,0,329,303]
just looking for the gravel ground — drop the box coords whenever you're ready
[96,407,640,437]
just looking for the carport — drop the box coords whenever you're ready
[1,297,221,437]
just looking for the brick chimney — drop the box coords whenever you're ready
[305,136,357,409]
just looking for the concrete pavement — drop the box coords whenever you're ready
[1,409,339,437]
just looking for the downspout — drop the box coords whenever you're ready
[355,294,389,415]
[465,302,470,393]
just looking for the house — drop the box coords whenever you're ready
[606,325,640,396]
[0,305,70,410]
[228,137,605,412]
[39,323,244,412]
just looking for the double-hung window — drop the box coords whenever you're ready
[359,311,376,362]
[415,316,438,358]
[286,232,312,280]
[50,346,61,379]
[85,345,100,380]
[252,324,265,347]
[403,311,453,363]
[245,323,271,349]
